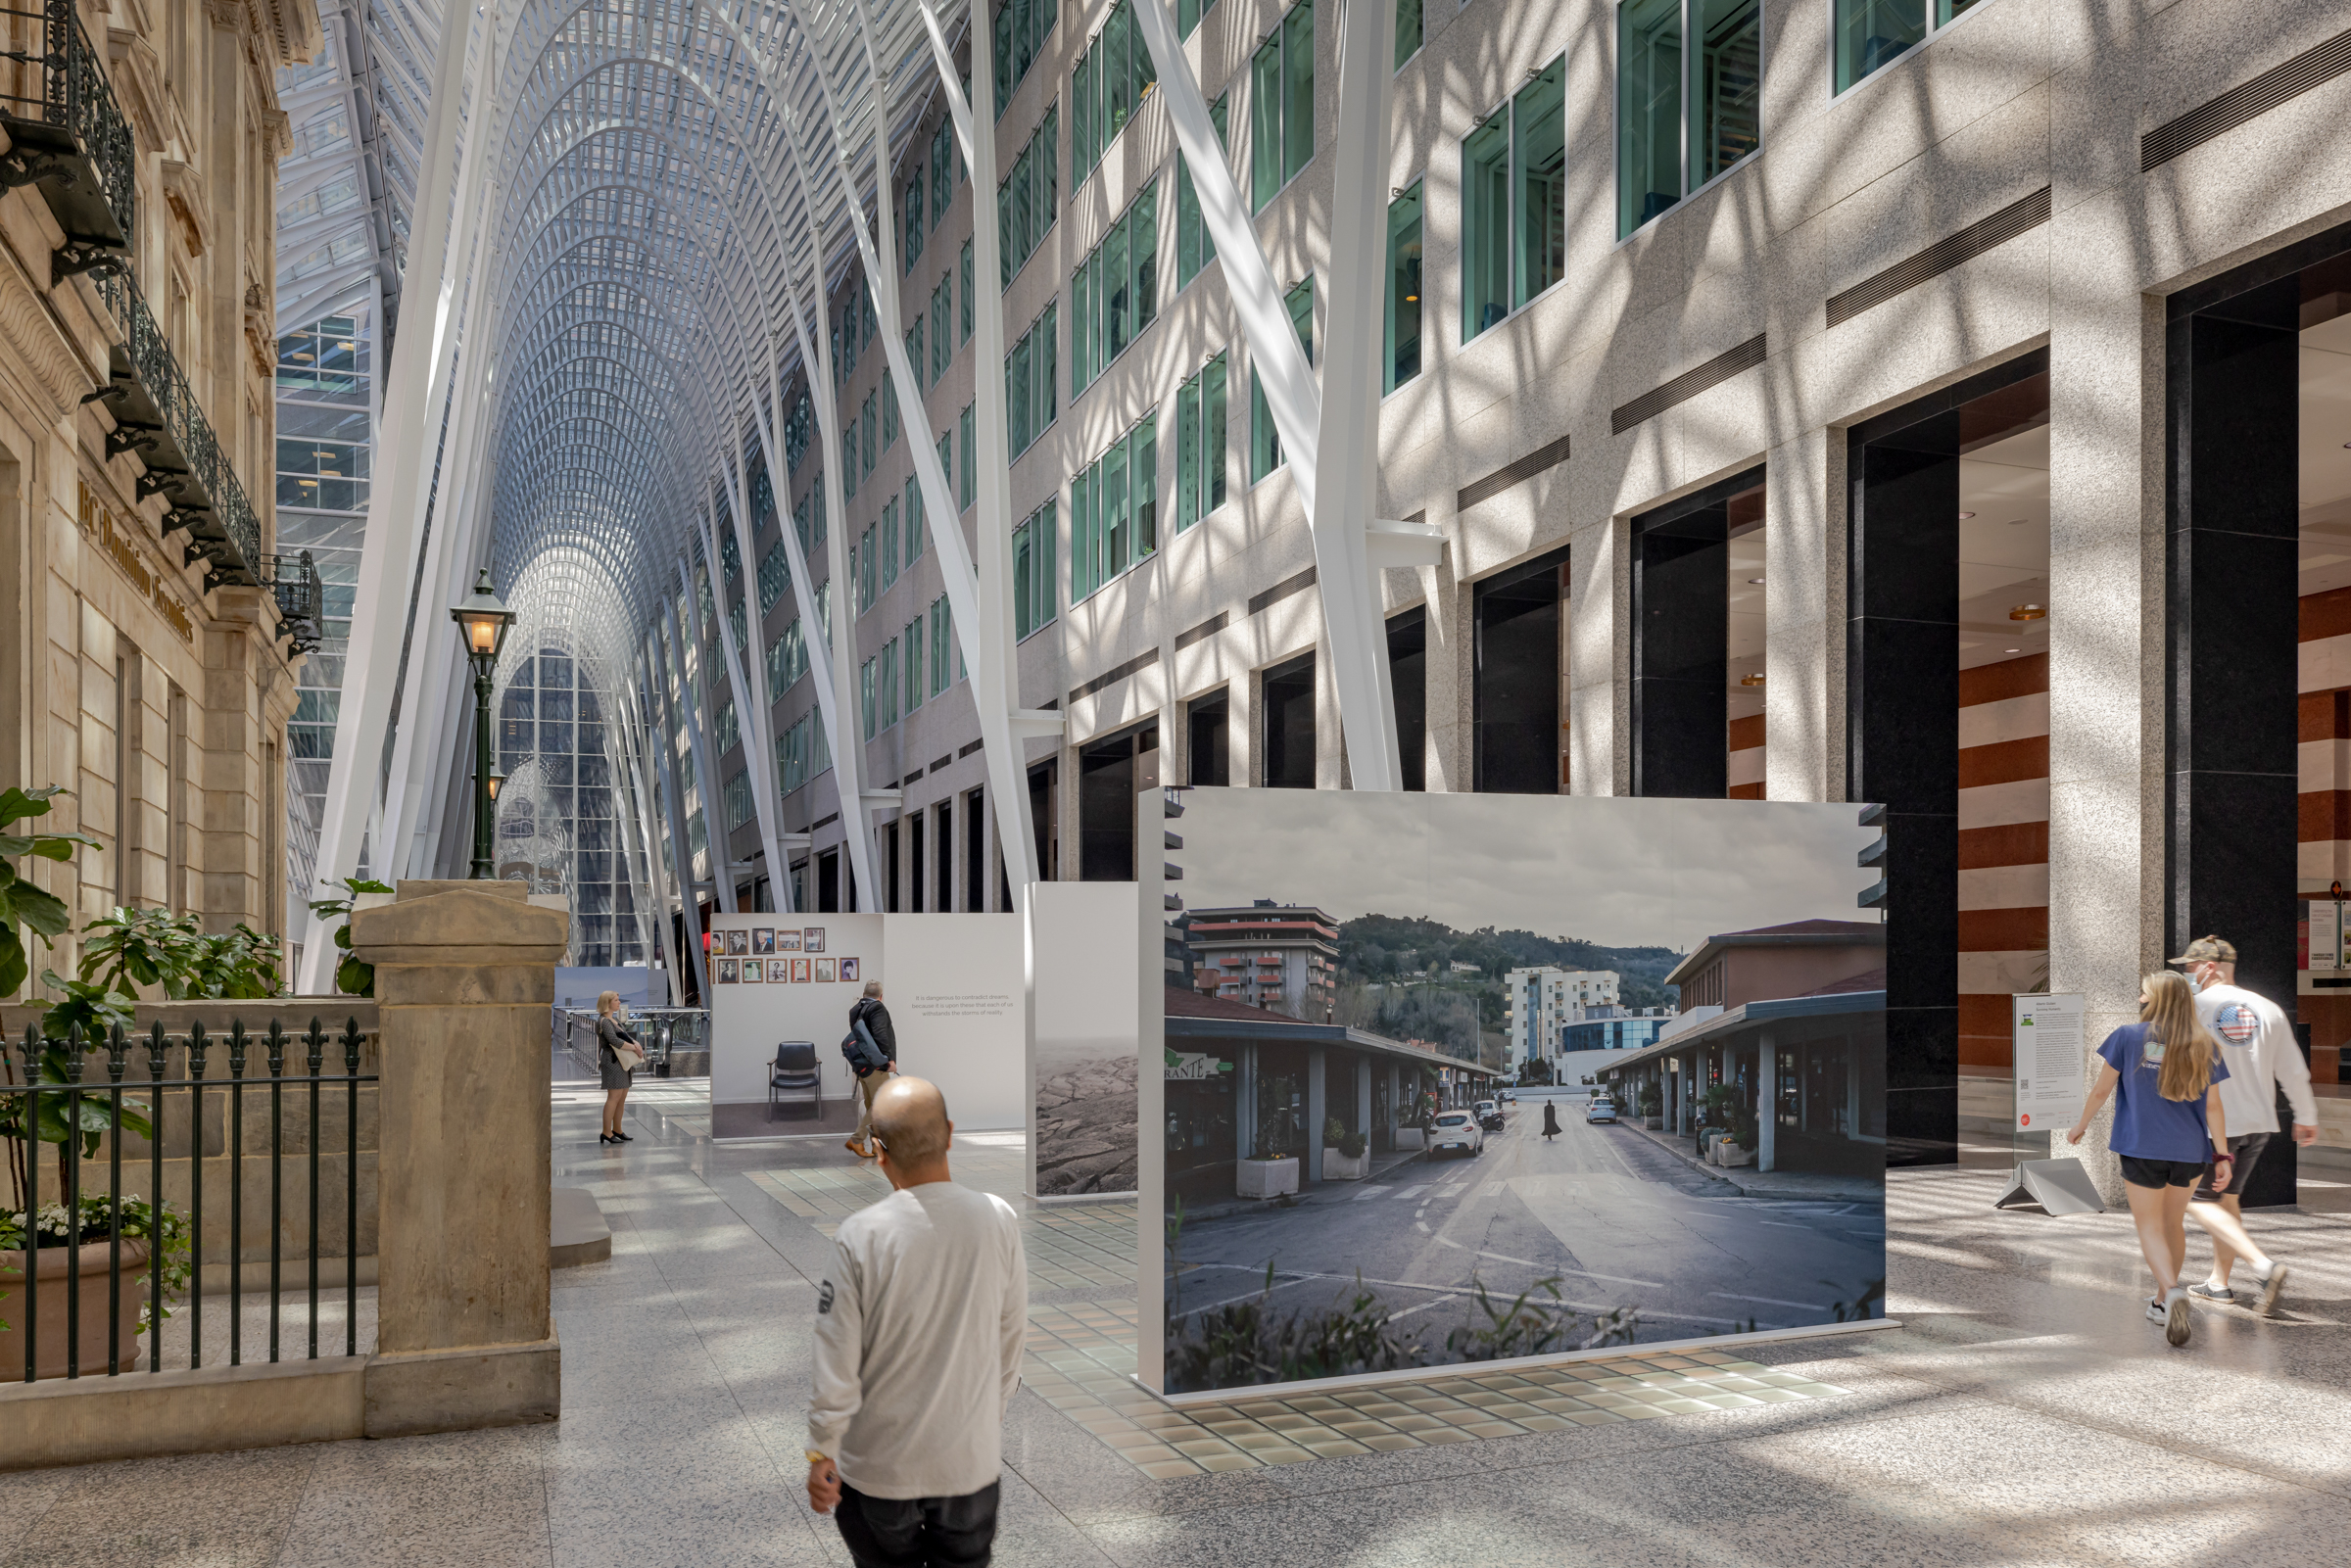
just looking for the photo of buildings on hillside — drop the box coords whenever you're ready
[1152,788,1889,1396]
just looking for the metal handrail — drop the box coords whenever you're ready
[0,0,136,246]
[91,267,264,585]
[261,551,324,652]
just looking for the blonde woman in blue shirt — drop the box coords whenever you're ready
[2067,970,2231,1347]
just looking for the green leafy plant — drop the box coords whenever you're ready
[307,878,392,996]
[186,925,284,999]
[78,906,206,997]
[1702,1084,1757,1151]
[1637,1083,1662,1118]
[0,787,97,1000]
[2,1026,155,1211]
[1,1192,190,1335]
[36,973,138,1045]
[1323,1116,1367,1161]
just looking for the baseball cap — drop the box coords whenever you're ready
[2169,935,2236,965]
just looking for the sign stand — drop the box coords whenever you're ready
[1997,993,2099,1214]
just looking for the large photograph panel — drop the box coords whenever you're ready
[1149,789,1887,1396]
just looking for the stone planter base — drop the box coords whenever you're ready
[0,1239,151,1379]
[1237,1157,1299,1199]
[1392,1128,1426,1151]
[1643,1116,1663,1129]
[1321,1149,1369,1181]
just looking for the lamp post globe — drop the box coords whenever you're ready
[449,567,515,879]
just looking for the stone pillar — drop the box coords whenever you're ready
[1305,1045,1326,1184]
[1355,1056,1372,1142]
[1234,1042,1257,1162]
[352,879,567,1437]
[1386,1061,1401,1145]
[1757,1036,1778,1173]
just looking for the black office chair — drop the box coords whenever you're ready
[769,1041,821,1120]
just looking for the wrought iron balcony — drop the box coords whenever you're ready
[261,550,324,653]
[0,0,135,280]
[91,269,265,589]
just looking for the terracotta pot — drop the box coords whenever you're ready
[0,1238,152,1379]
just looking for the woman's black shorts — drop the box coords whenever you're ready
[2120,1155,2207,1190]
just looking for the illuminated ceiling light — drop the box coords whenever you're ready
[1739,673,1765,687]
[1958,511,1976,518]
[2005,647,2022,653]
[1747,577,1763,584]
[2008,603,2047,622]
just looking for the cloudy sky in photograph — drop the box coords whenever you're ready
[1169,790,1878,952]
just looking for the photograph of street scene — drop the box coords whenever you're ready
[1154,788,1887,1396]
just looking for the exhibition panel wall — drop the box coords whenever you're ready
[1139,788,1888,1398]
[701,911,1026,1137]
[1028,881,1143,1198]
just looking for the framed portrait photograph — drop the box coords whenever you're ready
[723,929,748,957]
[840,957,861,983]
[815,958,837,984]
[791,958,811,984]
[742,959,763,983]
[716,959,740,984]
[752,928,776,955]
[768,960,792,982]
[776,930,802,953]
[803,927,826,953]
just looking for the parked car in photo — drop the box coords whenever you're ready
[1430,1111,1484,1158]
[1498,1088,1515,1104]
[1475,1099,1505,1131]
[1585,1096,1618,1124]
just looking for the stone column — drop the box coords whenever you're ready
[1355,1057,1371,1142]
[1305,1045,1326,1184]
[352,879,567,1436]
[1757,1036,1778,1173]
[1234,1042,1257,1162]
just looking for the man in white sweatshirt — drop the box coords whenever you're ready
[805,1075,1027,1567]
[2172,936,2320,1314]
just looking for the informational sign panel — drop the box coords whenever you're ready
[2306,900,2344,972]
[2012,993,2085,1133]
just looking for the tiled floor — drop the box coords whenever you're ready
[10,1078,2351,1567]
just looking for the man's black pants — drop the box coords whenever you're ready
[835,1480,1000,1568]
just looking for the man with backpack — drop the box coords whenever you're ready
[843,980,897,1159]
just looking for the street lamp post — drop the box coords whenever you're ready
[451,567,516,879]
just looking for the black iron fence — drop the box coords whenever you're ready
[261,551,325,653]
[2,1018,376,1382]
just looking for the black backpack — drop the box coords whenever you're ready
[840,1010,885,1075]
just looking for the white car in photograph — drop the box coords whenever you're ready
[1585,1097,1618,1124]
[1430,1111,1484,1158]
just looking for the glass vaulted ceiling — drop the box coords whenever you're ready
[277,0,969,952]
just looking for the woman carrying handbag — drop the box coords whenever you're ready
[597,991,647,1146]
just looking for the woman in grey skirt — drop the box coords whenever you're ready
[596,991,641,1146]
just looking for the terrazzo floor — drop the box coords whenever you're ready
[8,1074,2351,1566]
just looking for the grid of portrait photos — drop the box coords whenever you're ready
[710,927,857,986]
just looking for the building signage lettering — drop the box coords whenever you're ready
[1164,1049,1230,1080]
[76,481,195,646]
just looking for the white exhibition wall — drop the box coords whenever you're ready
[1028,882,1142,1198]
[881,913,1026,1132]
[701,911,1025,1137]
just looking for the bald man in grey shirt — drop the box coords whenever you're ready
[806,1076,1026,1568]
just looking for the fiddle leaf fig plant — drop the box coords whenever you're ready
[0,787,98,1001]
[307,878,393,997]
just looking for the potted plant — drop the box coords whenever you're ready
[1,1192,192,1377]
[1238,1110,1300,1199]
[1321,1117,1370,1181]
[1639,1084,1663,1129]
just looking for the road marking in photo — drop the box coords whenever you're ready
[1352,1187,1384,1201]
[1393,1186,1427,1201]
[1430,1234,1663,1289]
[1482,1182,1506,1197]
[1710,1290,1833,1311]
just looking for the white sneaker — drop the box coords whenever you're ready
[2254,1260,2289,1316]
[2165,1286,2192,1347]
[2145,1297,2168,1325]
